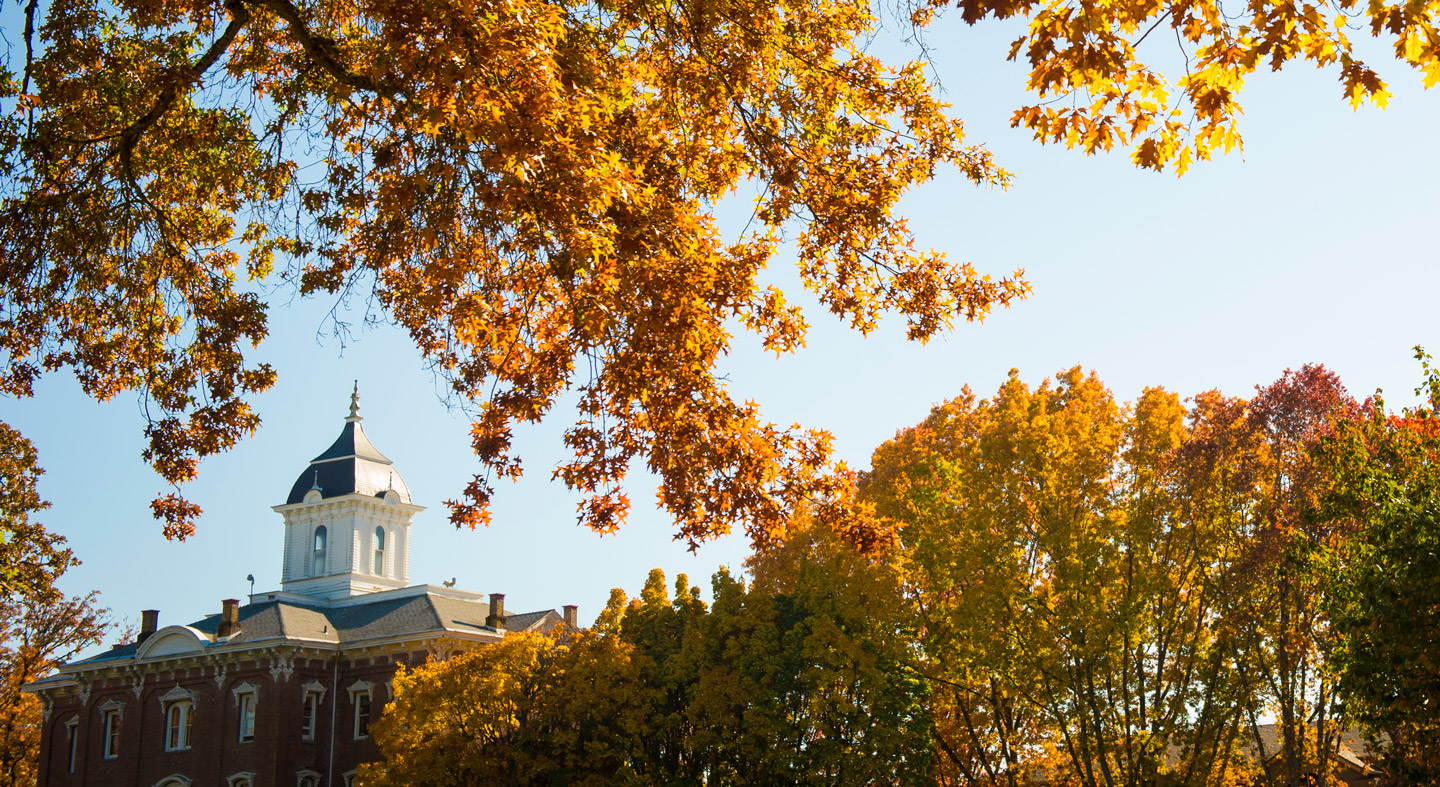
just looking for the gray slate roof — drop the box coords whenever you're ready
[68,590,561,668]
[285,419,413,505]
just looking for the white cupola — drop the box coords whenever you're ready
[273,383,425,600]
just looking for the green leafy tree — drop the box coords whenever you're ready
[366,519,934,786]
[1315,348,1440,784]
[695,518,935,786]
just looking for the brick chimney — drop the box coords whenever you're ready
[563,605,578,628]
[138,610,159,644]
[486,593,506,630]
[217,599,240,638]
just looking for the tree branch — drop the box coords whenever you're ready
[118,0,252,165]
[247,0,401,99]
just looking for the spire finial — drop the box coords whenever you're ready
[347,380,362,422]
[310,469,322,491]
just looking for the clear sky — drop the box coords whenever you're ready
[3,13,1438,653]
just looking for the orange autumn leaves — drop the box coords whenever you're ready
[2,0,1024,546]
[4,0,1438,547]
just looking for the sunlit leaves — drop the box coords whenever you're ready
[2,0,1026,545]
[862,365,1359,785]
[928,0,1437,171]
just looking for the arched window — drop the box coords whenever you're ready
[311,526,327,577]
[373,527,385,575]
[164,700,193,751]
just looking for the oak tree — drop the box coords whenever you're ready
[4,0,1437,547]
[0,0,1023,546]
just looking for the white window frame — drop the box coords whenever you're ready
[99,700,124,759]
[296,770,321,787]
[311,526,328,577]
[157,686,198,753]
[163,701,192,751]
[347,680,373,740]
[232,682,259,744]
[373,526,385,575]
[300,680,327,742]
[227,773,256,787]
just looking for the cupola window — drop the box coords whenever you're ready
[373,527,385,575]
[311,526,327,577]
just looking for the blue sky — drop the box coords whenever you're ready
[3,13,1438,649]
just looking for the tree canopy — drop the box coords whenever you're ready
[1,0,1436,545]
[862,365,1361,786]
[359,360,1440,785]
[1314,348,1440,783]
[362,517,932,786]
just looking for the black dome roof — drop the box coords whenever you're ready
[285,389,413,505]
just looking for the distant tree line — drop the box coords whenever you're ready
[363,356,1440,787]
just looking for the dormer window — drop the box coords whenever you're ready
[311,526,327,577]
[373,527,385,575]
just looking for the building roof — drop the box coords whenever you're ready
[60,587,563,671]
[284,387,413,505]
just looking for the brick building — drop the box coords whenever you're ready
[24,388,574,787]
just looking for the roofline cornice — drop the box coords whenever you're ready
[33,629,508,686]
[272,494,425,514]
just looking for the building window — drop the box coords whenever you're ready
[65,718,78,774]
[346,679,375,740]
[311,526,327,576]
[301,692,318,741]
[353,691,371,739]
[342,772,356,787]
[373,526,385,575]
[299,681,327,742]
[164,700,193,751]
[237,692,256,743]
[296,770,321,787]
[227,774,256,787]
[102,708,121,758]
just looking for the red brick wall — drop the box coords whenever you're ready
[37,650,432,787]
